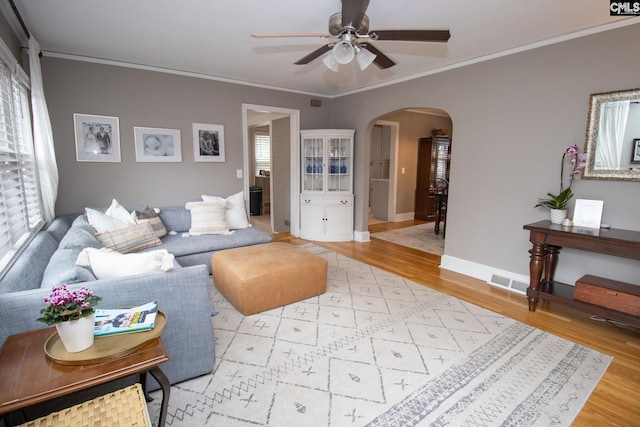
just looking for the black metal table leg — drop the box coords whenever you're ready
[149,367,170,427]
[141,367,170,427]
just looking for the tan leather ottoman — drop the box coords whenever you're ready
[211,242,328,315]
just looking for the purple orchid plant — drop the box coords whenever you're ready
[535,144,587,210]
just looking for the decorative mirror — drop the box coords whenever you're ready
[583,88,640,181]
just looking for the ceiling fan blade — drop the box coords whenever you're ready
[360,43,395,69]
[371,30,451,42]
[252,33,331,39]
[294,44,333,65]
[342,0,370,29]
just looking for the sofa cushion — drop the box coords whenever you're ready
[96,223,162,253]
[41,248,97,289]
[185,201,229,235]
[202,191,251,230]
[0,232,59,293]
[155,227,272,257]
[70,215,98,235]
[46,215,75,242]
[58,218,102,250]
[76,247,175,279]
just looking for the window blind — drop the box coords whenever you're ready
[254,131,271,176]
[0,59,43,273]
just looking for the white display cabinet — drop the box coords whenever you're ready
[300,129,354,241]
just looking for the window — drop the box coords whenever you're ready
[0,55,43,273]
[254,130,270,176]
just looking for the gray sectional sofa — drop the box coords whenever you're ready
[0,205,271,386]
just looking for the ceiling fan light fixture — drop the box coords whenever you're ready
[355,46,376,71]
[332,40,355,64]
[322,52,339,72]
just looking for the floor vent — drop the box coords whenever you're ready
[488,273,527,295]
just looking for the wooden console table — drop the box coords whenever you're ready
[523,220,640,327]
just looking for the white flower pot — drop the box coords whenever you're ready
[55,313,95,353]
[549,209,568,225]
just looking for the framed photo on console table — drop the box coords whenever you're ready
[134,127,182,162]
[74,113,120,162]
[573,199,604,229]
[632,139,640,163]
[193,123,225,162]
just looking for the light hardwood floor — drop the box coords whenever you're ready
[272,220,640,427]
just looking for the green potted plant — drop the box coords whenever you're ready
[534,187,574,210]
[534,144,586,224]
[37,284,102,352]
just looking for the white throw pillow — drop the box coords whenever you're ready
[85,208,129,233]
[76,247,174,279]
[202,191,251,229]
[105,199,136,225]
[185,200,230,235]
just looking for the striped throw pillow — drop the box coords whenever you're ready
[96,223,162,253]
[185,200,229,235]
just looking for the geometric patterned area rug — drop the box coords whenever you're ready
[371,223,445,256]
[147,244,612,426]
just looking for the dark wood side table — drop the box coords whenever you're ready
[523,220,640,327]
[0,327,170,426]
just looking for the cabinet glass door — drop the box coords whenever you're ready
[327,137,351,192]
[430,139,450,188]
[303,137,324,192]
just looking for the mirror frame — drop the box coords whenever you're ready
[583,88,640,181]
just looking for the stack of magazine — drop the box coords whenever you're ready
[93,300,159,337]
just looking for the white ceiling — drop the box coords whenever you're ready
[5,1,638,97]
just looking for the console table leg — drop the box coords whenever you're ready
[148,366,170,427]
[543,245,560,287]
[527,242,546,311]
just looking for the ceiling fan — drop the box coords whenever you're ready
[252,0,450,71]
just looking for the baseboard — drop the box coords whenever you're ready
[440,255,529,295]
[391,212,414,222]
[354,230,370,242]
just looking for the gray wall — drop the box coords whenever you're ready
[40,57,330,214]
[0,11,22,65]
[330,23,640,287]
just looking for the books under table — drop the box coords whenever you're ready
[94,300,159,337]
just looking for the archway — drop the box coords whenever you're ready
[366,107,453,251]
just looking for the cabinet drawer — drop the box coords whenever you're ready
[574,275,640,316]
[301,195,352,207]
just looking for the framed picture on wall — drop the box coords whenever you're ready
[73,113,121,162]
[134,127,182,162]
[632,139,640,163]
[193,123,225,162]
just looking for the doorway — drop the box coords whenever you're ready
[369,120,399,224]
[367,108,452,255]
[242,104,300,236]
